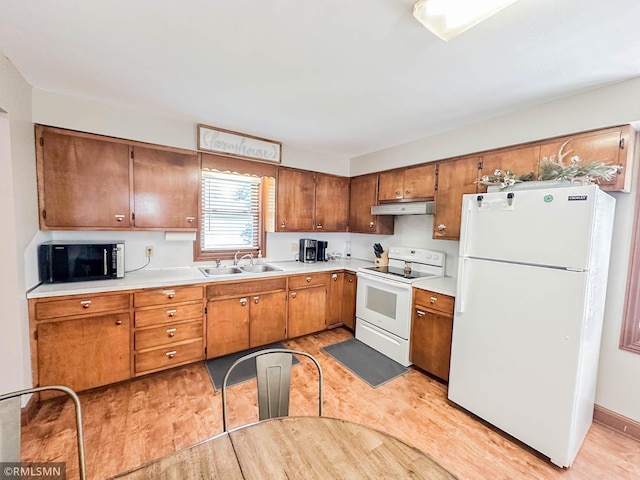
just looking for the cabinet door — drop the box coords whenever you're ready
[133,146,200,229]
[326,272,344,328]
[404,164,436,200]
[479,145,541,193]
[341,272,357,330]
[287,286,327,338]
[37,313,130,392]
[378,170,405,202]
[349,174,394,234]
[206,297,250,358]
[410,307,453,381]
[37,127,131,228]
[433,157,479,240]
[539,127,633,192]
[315,174,349,231]
[276,168,316,231]
[249,291,287,347]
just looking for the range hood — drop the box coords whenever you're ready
[371,201,435,215]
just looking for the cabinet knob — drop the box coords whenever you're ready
[316,224,323,229]
[332,274,338,281]
[80,300,91,309]
[306,277,312,282]
[291,292,297,299]
[167,309,177,317]
[416,310,426,318]
[349,278,354,283]
[115,214,125,222]
[280,221,286,228]
[369,221,375,228]
[405,190,411,195]
[165,290,176,299]
[437,224,446,231]
[240,297,247,306]
[430,296,437,304]
[186,216,195,223]
[254,296,260,304]
[166,328,177,337]
[166,351,177,359]
[115,319,122,325]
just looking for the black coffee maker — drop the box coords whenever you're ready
[299,239,317,263]
[316,241,328,262]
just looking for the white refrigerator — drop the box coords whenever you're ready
[448,184,616,468]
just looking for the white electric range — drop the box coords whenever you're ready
[356,247,445,366]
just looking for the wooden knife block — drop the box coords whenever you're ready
[374,252,389,266]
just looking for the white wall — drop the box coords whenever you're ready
[0,55,39,394]
[352,76,640,423]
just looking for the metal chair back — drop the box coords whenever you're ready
[222,348,323,431]
[0,385,86,480]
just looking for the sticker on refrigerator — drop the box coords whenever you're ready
[543,195,553,203]
[568,195,588,201]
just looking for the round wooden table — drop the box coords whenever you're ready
[111,416,458,479]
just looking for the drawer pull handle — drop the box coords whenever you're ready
[167,309,177,317]
[186,216,195,223]
[165,290,176,299]
[430,297,437,304]
[166,328,177,337]
[416,310,426,317]
[254,296,260,304]
[115,320,123,325]
[291,292,297,299]
[332,274,338,281]
[240,298,247,306]
[80,300,91,309]
[115,214,125,222]
[166,351,177,359]
[306,277,312,282]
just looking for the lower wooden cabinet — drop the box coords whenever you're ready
[410,288,455,381]
[206,278,287,358]
[36,313,130,393]
[288,273,329,338]
[342,272,357,330]
[133,286,205,375]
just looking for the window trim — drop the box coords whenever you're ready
[620,156,640,353]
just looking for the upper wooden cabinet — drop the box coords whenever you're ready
[36,126,131,228]
[478,145,541,193]
[349,174,394,234]
[538,125,635,192]
[132,146,199,229]
[378,164,436,202]
[276,167,349,232]
[35,125,199,231]
[433,156,479,241]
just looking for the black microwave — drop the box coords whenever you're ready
[38,242,125,283]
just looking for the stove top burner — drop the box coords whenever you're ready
[362,265,437,280]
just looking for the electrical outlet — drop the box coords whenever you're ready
[145,246,154,257]
[291,242,298,252]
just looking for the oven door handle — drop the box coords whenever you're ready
[357,273,412,291]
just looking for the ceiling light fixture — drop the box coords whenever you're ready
[413,0,519,41]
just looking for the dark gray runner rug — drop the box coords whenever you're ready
[205,342,300,391]
[322,338,408,388]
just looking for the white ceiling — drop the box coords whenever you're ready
[1,0,640,158]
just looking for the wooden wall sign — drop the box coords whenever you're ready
[197,124,282,164]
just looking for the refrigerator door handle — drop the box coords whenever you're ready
[456,257,467,313]
[459,198,472,257]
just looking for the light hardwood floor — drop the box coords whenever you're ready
[22,328,640,479]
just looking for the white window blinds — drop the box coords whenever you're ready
[201,171,261,251]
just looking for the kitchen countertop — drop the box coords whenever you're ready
[412,276,457,297]
[27,259,373,299]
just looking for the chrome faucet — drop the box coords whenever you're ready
[233,251,254,266]
[215,258,221,268]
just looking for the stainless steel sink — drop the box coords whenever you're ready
[199,266,243,276]
[240,264,283,273]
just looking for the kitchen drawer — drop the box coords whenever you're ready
[135,320,203,350]
[207,277,287,299]
[414,289,455,316]
[135,302,203,328]
[288,273,329,289]
[135,338,204,374]
[36,293,130,320]
[134,285,203,307]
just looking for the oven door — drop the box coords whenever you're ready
[356,272,412,339]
